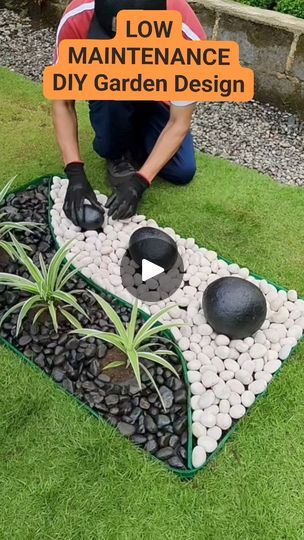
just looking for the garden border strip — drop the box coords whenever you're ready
[1,174,303,480]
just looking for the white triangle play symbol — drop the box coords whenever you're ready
[142,259,164,282]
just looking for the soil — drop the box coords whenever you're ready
[100,347,136,385]
[0,178,189,471]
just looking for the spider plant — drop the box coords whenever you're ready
[0,237,87,335]
[72,292,185,411]
[0,177,42,259]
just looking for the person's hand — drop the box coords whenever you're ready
[106,173,149,220]
[63,162,102,226]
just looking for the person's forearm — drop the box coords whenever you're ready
[52,100,82,166]
[139,121,189,183]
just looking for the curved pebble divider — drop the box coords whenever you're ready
[50,177,304,470]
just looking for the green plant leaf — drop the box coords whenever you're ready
[59,307,82,329]
[16,295,41,336]
[127,348,141,390]
[103,360,126,370]
[46,240,73,293]
[0,240,16,259]
[52,290,87,318]
[11,236,44,286]
[135,322,186,348]
[0,176,16,204]
[39,253,48,280]
[48,301,58,333]
[127,300,138,347]
[0,273,38,294]
[138,351,179,379]
[89,291,128,341]
[0,300,26,327]
[71,329,126,353]
[134,304,180,347]
[32,307,47,326]
[139,362,167,412]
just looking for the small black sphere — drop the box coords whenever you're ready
[129,227,178,271]
[202,276,267,339]
[78,204,105,231]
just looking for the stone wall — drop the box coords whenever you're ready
[190,0,304,118]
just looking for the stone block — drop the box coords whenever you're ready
[217,15,293,74]
[254,71,303,119]
[292,34,304,82]
[191,3,216,39]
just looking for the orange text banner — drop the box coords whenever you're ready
[43,10,254,102]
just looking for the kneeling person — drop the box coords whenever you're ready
[52,0,206,224]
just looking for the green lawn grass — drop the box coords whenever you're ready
[0,67,304,540]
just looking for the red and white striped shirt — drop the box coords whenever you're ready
[54,0,207,107]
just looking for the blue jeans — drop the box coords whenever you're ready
[89,100,196,185]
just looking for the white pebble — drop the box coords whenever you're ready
[198,435,217,453]
[191,382,205,395]
[215,335,230,346]
[287,290,298,302]
[207,426,222,441]
[200,412,216,428]
[255,371,272,382]
[229,392,241,405]
[179,337,190,351]
[219,399,230,414]
[187,360,201,371]
[215,346,230,360]
[235,370,253,385]
[249,379,267,395]
[241,390,255,407]
[213,382,230,399]
[199,390,215,409]
[201,370,219,388]
[249,344,267,359]
[216,413,232,431]
[227,379,245,395]
[192,422,206,438]
[230,404,246,419]
[188,371,201,383]
[279,345,292,360]
[192,446,206,468]
[264,360,282,374]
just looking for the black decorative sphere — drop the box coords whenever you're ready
[78,204,105,231]
[202,276,267,339]
[129,227,178,271]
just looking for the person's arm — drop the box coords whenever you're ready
[52,100,82,165]
[138,103,196,183]
[52,99,102,226]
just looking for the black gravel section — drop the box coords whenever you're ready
[1,8,303,186]
[0,179,189,470]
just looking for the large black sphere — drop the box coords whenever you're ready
[129,227,178,271]
[202,276,267,339]
[78,204,105,231]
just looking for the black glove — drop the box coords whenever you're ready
[106,173,149,220]
[63,162,102,226]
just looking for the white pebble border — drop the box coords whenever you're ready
[50,177,304,469]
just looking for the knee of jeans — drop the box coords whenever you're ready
[176,162,196,185]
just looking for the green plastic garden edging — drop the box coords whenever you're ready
[0,174,303,480]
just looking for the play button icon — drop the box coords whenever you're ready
[120,250,185,304]
[142,259,164,282]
